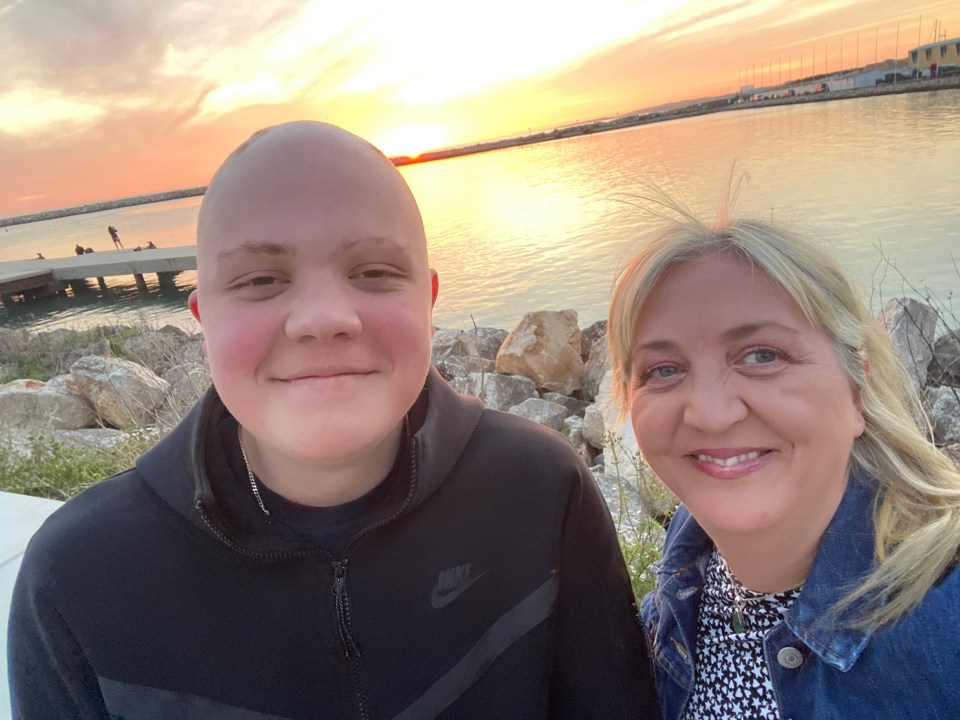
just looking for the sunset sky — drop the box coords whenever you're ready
[2,0,957,216]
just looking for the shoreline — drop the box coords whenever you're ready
[3,78,957,229]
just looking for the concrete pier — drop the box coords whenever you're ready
[0,246,197,307]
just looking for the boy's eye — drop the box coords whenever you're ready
[228,273,287,294]
[357,269,394,279]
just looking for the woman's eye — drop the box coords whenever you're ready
[742,348,779,364]
[247,276,279,286]
[647,365,680,380]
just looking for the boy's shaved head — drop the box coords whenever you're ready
[197,121,425,255]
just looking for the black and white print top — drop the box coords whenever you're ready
[681,549,802,720]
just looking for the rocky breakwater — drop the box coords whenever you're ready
[3,296,960,521]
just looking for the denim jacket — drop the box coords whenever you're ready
[640,474,960,720]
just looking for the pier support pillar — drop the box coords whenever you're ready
[97,277,108,292]
[1,294,14,308]
[157,271,177,292]
[68,280,92,296]
[134,273,149,294]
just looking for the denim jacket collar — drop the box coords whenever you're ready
[657,471,879,673]
[782,472,877,671]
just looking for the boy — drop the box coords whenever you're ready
[9,122,656,718]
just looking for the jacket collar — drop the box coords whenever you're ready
[136,366,484,557]
[657,472,879,672]
[782,473,878,671]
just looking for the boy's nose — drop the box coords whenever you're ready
[283,281,362,341]
[681,374,748,433]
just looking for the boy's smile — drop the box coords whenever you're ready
[189,123,438,504]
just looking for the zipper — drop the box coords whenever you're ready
[331,559,361,659]
[198,425,420,720]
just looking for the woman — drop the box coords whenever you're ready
[608,195,960,719]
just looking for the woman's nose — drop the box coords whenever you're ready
[681,373,749,433]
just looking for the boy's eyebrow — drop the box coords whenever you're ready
[216,240,295,262]
[337,235,414,259]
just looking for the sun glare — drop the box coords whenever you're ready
[372,124,450,158]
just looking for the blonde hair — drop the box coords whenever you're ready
[608,185,960,629]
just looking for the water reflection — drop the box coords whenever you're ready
[2,273,199,333]
[4,91,959,333]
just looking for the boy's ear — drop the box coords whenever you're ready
[187,290,208,356]
[430,269,439,309]
[187,289,201,324]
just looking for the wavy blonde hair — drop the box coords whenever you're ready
[608,182,960,628]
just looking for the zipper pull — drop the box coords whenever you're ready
[331,560,362,660]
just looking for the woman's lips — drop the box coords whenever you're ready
[687,448,773,479]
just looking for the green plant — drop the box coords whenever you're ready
[0,429,159,501]
[602,430,678,599]
[0,323,148,383]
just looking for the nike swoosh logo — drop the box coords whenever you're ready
[431,571,487,609]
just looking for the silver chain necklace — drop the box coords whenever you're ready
[235,415,411,517]
[237,425,270,516]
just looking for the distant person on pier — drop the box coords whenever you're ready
[35,252,44,260]
[107,225,123,249]
[146,240,157,249]
[9,121,656,720]
[74,243,84,255]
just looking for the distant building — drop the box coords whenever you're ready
[909,37,960,76]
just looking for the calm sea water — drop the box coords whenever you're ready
[2,90,958,333]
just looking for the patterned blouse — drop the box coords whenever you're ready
[682,549,802,720]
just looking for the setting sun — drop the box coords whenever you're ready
[372,124,452,158]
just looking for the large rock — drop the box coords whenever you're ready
[432,327,507,367]
[563,415,595,466]
[0,379,96,430]
[175,338,206,367]
[928,330,960,387]
[592,369,641,486]
[507,397,569,431]
[69,355,170,430]
[929,386,960,444]
[592,469,647,541]
[157,363,212,428]
[495,310,584,395]
[582,403,605,449]
[57,338,112,375]
[435,355,496,380]
[449,372,537,411]
[941,442,960,470]
[540,392,589,416]
[581,336,610,403]
[120,331,184,375]
[580,320,607,360]
[880,298,938,392]
[473,328,509,361]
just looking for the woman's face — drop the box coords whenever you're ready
[628,253,865,543]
